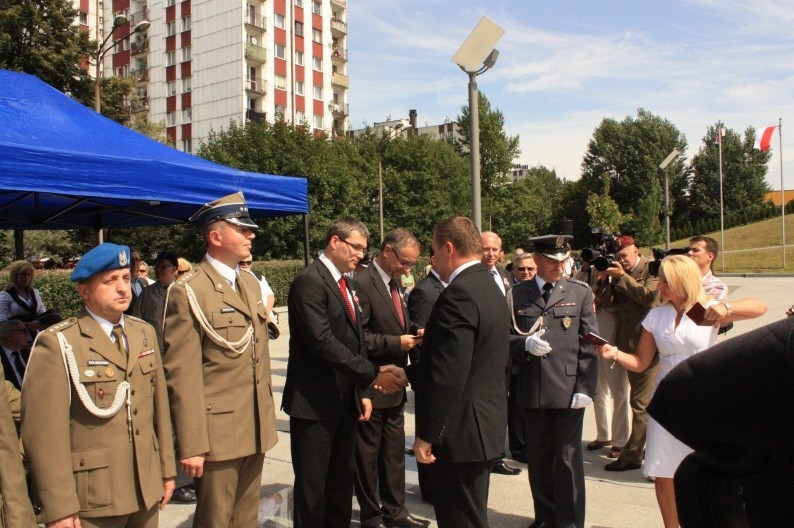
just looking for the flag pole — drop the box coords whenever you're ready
[780,118,785,268]
[719,126,725,272]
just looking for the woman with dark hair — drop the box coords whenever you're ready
[0,261,47,334]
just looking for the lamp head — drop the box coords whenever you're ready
[112,15,128,28]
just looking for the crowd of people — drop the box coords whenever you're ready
[0,190,782,528]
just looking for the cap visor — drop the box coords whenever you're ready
[225,217,259,229]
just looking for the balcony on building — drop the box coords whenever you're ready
[246,76,268,94]
[246,109,266,123]
[130,9,150,28]
[245,43,267,63]
[330,17,347,35]
[331,0,347,8]
[330,102,349,116]
[130,68,149,81]
[331,71,348,88]
[331,46,347,62]
[245,11,267,31]
[131,38,149,56]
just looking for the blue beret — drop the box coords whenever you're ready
[71,243,131,282]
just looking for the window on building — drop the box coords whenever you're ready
[312,56,322,70]
[296,110,306,124]
[167,81,176,96]
[274,13,285,29]
[79,12,88,25]
[312,28,321,44]
[275,75,286,90]
[166,21,176,37]
[181,139,192,153]
[313,85,322,100]
[181,16,191,32]
[167,0,176,6]
[295,80,304,95]
[182,46,191,62]
[167,112,176,126]
[166,51,176,66]
[295,51,304,66]
[312,1,321,15]
[275,104,285,119]
[182,108,192,123]
[275,44,285,59]
[313,114,323,130]
[295,21,303,37]
[182,77,192,93]
[295,0,303,7]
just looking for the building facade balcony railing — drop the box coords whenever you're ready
[130,9,150,27]
[130,68,149,81]
[331,47,347,62]
[246,77,268,94]
[130,39,149,55]
[245,43,267,63]
[245,12,267,30]
[330,18,347,34]
[331,0,347,8]
[246,109,267,123]
[331,71,348,88]
[330,102,349,116]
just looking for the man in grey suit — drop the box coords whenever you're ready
[508,234,598,528]
[355,228,428,528]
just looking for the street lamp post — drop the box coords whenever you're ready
[452,17,505,231]
[377,121,407,243]
[94,17,150,113]
[659,148,680,251]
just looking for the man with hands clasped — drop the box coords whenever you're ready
[507,234,598,528]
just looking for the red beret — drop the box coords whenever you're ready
[615,235,635,251]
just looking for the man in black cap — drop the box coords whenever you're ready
[162,192,278,527]
[507,234,598,528]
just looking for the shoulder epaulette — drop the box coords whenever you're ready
[567,278,590,289]
[174,267,201,285]
[46,317,77,333]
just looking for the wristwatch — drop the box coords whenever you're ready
[723,301,733,316]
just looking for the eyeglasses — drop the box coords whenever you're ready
[516,267,536,272]
[177,269,189,275]
[390,246,416,268]
[340,238,367,255]
[138,268,147,273]
[239,261,252,266]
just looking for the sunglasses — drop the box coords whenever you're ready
[516,266,536,272]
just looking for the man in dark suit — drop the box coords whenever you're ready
[481,230,522,475]
[355,228,428,528]
[406,216,511,528]
[0,320,29,390]
[508,234,598,528]
[284,218,407,528]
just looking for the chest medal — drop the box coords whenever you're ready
[562,316,572,330]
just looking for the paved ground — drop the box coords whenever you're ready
[159,275,792,528]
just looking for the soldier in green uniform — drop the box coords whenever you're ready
[21,243,175,528]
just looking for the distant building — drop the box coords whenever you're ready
[509,164,531,183]
[765,190,794,207]
[349,109,462,143]
[74,0,350,152]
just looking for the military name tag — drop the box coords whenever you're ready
[88,359,109,366]
[557,302,577,307]
[562,316,572,330]
[138,349,155,358]
[220,308,235,313]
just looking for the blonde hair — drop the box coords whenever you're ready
[7,261,35,291]
[659,255,707,309]
[177,258,193,273]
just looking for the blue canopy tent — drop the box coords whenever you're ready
[0,70,308,239]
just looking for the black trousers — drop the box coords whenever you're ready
[430,456,491,528]
[507,373,526,456]
[354,404,409,527]
[290,413,357,528]
[524,408,586,528]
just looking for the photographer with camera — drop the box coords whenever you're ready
[599,235,660,472]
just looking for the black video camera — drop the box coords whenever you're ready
[581,228,619,271]
[649,247,690,276]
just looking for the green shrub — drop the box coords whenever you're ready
[0,269,83,319]
[250,260,305,306]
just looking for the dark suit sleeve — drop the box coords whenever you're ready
[574,285,598,397]
[408,285,477,444]
[407,284,433,328]
[289,272,378,388]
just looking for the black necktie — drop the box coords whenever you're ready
[11,350,26,384]
[542,282,553,304]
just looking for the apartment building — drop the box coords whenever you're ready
[78,0,350,152]
[349,109,463,143]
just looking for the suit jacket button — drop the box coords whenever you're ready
[135,429,140,436]
[133,408,138,415]
[80,459,86,466]
[207,404,212,411]
[130,389,136,396]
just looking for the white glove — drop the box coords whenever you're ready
[525,328,552,357]
[570,393,593,409]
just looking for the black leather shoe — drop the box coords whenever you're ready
[171,486,197,503]
[491,459,522,475]
[386,515,431,528]
[604,458,641,471]
[527,521,557,528]
[511,451,528,464]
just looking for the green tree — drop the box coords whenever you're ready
[688,124,771,224]
[455,92,521,219]
[580,108,688,246]
[586,176,629,234]
[0,0,93,103]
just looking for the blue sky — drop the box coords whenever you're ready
[346,0,794,190]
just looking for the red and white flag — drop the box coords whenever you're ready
[758,126,777,152]
[716,127,726,144]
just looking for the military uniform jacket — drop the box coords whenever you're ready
[21,311,175,523]
[162,260,277,462]
[603,255,658,353]
[508,278,598,409]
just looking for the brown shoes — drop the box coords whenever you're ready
[586,439,611,450]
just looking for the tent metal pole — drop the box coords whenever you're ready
[303,214,310,267]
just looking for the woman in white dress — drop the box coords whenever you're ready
[596,255,766,528]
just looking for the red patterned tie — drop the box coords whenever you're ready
[338,276,356,322]
[390,279,406,330]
